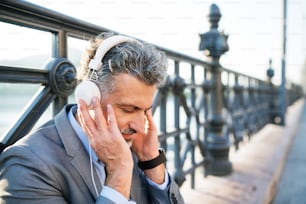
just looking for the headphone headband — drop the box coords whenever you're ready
[75,35,137,106]
[88,35,136,71]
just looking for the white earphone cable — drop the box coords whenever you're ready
[89,142,99,197]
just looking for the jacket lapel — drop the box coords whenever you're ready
[54,105,102,198]
[70,151,102,197]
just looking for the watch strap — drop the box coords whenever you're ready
[137,149,167,170]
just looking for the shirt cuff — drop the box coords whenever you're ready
[100,186,136,204]
[145,169,169,190]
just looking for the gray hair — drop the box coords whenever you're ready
[77,33,168,98]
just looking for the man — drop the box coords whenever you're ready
[0,33,184,203]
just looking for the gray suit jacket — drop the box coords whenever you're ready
[0,105,184,204]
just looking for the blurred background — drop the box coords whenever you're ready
[1,0,305,83]
[0,0,305,135]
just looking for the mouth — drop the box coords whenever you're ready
[120,129,136,135]
[120,129,136,147]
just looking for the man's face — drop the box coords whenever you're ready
[100,73,156,146]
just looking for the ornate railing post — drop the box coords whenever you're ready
[266,59,277,123]
[266,59,274,84]
[199,4,232,175]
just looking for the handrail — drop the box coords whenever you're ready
[0,0,110,37]
[0,65,48,83]
[0,0,273,82]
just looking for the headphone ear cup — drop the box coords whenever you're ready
[75,80,101,106]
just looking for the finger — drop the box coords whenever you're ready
[106,104,120,134]
[77,99,97,138]
[91,97,108,132]
[145,109,157,131]
[78,99,95,128]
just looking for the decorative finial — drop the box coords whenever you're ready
[208,4,221,29]
[199,3,228,59]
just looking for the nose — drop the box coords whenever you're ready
[129,111,146,132]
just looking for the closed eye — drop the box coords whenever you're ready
[118,105,139,113]
[122,107,137,113]
[116,104,152,114]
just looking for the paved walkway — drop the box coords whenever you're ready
[272,100,306,204]
[179,99,305,204]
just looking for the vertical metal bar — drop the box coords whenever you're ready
[190,64,196,188]
[52,30,68,58]
[204,68,209,147]
[160,95,167,151]
[280,0,287,125]
[174,60,181,172]
[52,31,68,115]
[203,67,210,177]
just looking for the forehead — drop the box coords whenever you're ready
[108,73,156,107]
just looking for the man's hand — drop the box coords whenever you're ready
[131,109,165,184]
[77,97,133,198]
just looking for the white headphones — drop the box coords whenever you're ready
[74,35,136,106]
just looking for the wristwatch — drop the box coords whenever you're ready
[137,149,167,170]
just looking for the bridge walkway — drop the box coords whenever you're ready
[180,98,305,204]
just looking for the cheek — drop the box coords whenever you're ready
[113,111,129,129]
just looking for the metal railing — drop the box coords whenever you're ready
[0,0,303,188]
